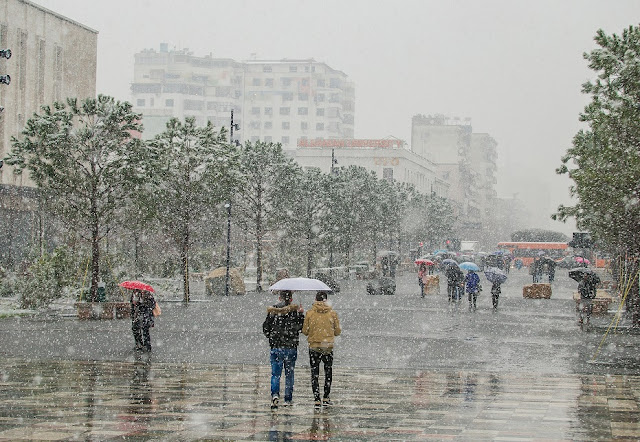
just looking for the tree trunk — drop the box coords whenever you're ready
[181,230,190,303]
[256,195,264,292]
[90,211,100,303]
[306,217,313,278]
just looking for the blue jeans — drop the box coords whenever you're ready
[270,348,298,402]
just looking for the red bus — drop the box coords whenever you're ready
[497,242,569,266]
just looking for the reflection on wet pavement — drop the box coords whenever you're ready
[0,358,639,440]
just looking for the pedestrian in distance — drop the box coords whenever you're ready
[577,272,600,330]
[445,265,464,303]
[490,281,501,311]
[465,270,481,312]
[263,290,305,409]
[417,263,427,298]
[130,289,159,352]
[302,291,341,409]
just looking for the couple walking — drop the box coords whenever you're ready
[262,290,341,410]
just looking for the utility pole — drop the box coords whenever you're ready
[225,109,239,296]
[329,148,338,270]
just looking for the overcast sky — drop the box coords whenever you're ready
[33,0,640,234]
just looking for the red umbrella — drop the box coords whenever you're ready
[415,259,435,266]
[119,280,155,293]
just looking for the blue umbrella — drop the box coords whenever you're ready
[433,250,449,255]
[441,258,458,266]
[484,267,507,284]
[459,261,480,271]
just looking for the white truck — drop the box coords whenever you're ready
[460,241,478,253]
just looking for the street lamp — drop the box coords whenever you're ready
[225,110,239,296]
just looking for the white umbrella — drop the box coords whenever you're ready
[268,277,332,292]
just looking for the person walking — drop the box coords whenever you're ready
[445,265,464,303]
[490,281,502,311]
[302,291,341,409]
[130,289,158,352]
[465,270,481,312]
[577,272,600,329]
[262,290,305,409]
[417,263,427,298]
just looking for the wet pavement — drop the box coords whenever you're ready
[1,269,640,439]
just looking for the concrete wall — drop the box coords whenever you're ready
[0,0,98,187]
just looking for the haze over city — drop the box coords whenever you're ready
[32,0,640,234]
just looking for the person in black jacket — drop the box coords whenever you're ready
[130,289,157,352]
[263,290,304,409]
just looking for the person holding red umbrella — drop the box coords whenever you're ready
[120,281,159,352]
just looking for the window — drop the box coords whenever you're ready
[252,78,261,86]
[383,168,394,181]
[330,78,341,88]
[165,99,174,107]
[281,78,292,87]
[279,107,290,115]
[281,136,290,144]
[265,107,273,116]
[301,122,308,130]
[317,93,325,102]
[316,108,325,116]
[251,107,260,115]
[282,92,293,101]
[282,122,290,130]
[317,79,325,87]
[289,66,297,72]
[250,121,261,129]
[150,98,154,107]
[251,136,260,142]
[316,123,324,130]
[264,121,273,129]
[298,93,309,101]
[329,93,340,103]
[184,99,204,110]
[302,78,309,86]
[265,136,272,142]
[298,107,308,115]
[265,78,274,87]
[263,65,272,72]
[136,99,146,107]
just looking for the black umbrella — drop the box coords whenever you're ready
[568,267,594,282]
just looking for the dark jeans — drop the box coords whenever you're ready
[270,348,298,402]
[309,348,333,401]
[132,321,151,350]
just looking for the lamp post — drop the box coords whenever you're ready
[224,202,231,296]
[225,110,239,296]
[329,148,338,269]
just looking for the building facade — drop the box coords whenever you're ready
[131,46,355,147]
[0,0,97,267]
[292,138,449,197]
[0,0,98,188]
[410,114,498,237]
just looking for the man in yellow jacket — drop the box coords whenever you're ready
[301,291,341,408]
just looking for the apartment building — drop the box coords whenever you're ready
[0,0,97,188]
[131,46,355,147]
[292,138,449,197]
[410,114,498,234]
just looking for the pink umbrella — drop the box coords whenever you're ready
[575,257,591,265]
[119,280,155,292]
[415,259,435,266]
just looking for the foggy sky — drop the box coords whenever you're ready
[32,0,640,234]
